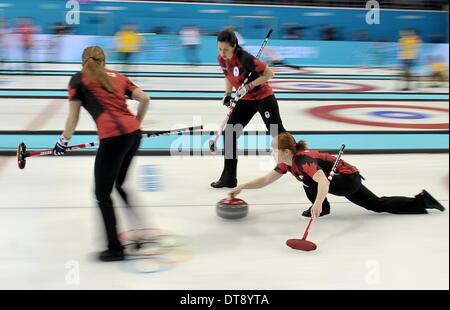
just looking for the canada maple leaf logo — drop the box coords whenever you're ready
[301,161,318,177]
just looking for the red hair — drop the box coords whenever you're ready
[275,132,307,153]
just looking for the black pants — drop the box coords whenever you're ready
[401,59,415,88]
[22,44,32,69]
[119,52,132,64]
[95,131,142,251]
[303,172,427,214]
[220,95,286,182]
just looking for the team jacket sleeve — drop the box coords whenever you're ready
[295,155,321,179]
[241,52,267,75]
[253,58,267,74]
[125,77,138,99]
[68,73,82,101]
[274,163,289,175]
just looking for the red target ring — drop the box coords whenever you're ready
[309,104,449,129]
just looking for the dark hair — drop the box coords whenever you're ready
[217,28,239,48]
[217,28,259,74]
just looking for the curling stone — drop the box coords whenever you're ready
[216,198,248,220]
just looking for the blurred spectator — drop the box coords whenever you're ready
[47,22,72,61]
[353,31,369,41]
[428,33,445,43]
[115,24,144,70]
[150,26,169,35]
[320,24,338,41]
[179,25,201,65]
[398,29,421,91]
[282,23,305,39]
[0,19,10,69]
[427,56,448,87]
[16,18,37,68]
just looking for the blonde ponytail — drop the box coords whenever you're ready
[81,46,115,93]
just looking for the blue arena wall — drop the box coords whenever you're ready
[1,0,448,42]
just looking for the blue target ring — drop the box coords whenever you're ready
[271,80,376,92]
[369,111,428,120]
[295,83,335,89]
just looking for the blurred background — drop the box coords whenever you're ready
[0,0,448,69]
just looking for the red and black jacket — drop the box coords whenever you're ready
[68,70,141,140]
[274,150,359,187]
[218,48,273,100]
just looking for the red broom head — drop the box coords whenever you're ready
[286,238,317,251]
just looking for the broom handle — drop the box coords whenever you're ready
[301,218,313,240]
[25,125,203,158]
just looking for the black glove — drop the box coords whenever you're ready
[222,93,233,107]
[53,134,70,156]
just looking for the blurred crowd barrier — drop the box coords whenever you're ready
[0,33,448,71]
[0,0,448,74]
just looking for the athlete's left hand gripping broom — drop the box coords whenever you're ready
[286,144,346,252]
